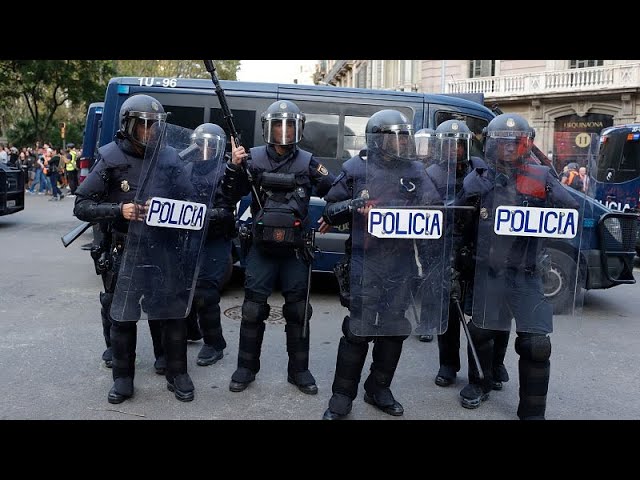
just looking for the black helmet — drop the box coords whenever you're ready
[118,94,167,150]
[415,128,437,161]
[261,100,305,145]
[436,119,472,162]
[483,113,535,165]
[191,123,226,161]
[365,109,416,163]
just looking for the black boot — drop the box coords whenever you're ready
[285,321,317,395]
[363,336,405,417]
[325,328,369,417]
[323,393,353,420]
[108,377,134,404]
[230,298,268,392]
[102,347,113,369]
[459,322,494,409]
[167,373,195,402]
[197,344,223,366]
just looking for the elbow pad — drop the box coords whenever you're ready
[323,199,354,225]
[75,201,122,222]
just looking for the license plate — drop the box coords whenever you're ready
[7,200,15,207]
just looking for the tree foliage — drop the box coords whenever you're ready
[0,60,115,145]
[0,60,239,147]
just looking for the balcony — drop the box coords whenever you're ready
[324,60,354,84]
[446,63,640,99]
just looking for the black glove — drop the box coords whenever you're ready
[450,268,462,302]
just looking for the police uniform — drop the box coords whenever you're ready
[224,100,335,394]
[459,113,579,419]
[182,123,236,366]
[321,109,442,419]
[425,155,511,390]
[74,94,195,404]
[74,139,166,375]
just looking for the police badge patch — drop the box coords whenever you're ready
[120,180,130,192]
[317,164,329,176]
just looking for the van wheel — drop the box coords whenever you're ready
[542,249,582,314]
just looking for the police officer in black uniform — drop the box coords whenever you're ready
[75,94,167,378]
[418,120,511,390]
[458,113,579,419]
[321,109,442,419]
[182,123,234,366]
[225,100,335,394]
[74,94,195,404]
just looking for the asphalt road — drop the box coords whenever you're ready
[1,192,639,420]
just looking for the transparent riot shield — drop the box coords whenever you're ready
[110,121,226,321]
[470,130,592,334]
[349,131,456,337]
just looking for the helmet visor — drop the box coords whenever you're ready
[192,132,226,161]
[262,113,304,145]
[415,131,437,160]
[374,123,416,160]
[126,111,168,148]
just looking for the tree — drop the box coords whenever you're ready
[114,60,240,80]
[0,60,116,145]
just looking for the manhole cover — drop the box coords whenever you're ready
[223,305,284,324]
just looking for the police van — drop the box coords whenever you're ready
[0,162,24,216]
[78,101,104,184]
[93,76,635,312]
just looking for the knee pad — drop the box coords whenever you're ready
[242,299,270,324]
[341,316,370,345]
[283,300,311,327]
[515,334,551,362]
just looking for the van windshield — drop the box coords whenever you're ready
[596,127,640,182]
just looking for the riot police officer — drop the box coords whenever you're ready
[418,121,511,390]
[74,94,195,403]
[225,100,335,394]
[74,94,167,378]
[458,113,579,419]
[321,109,442,419]
[182,123,234,366]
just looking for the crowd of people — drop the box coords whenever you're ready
[0,142,80,200]
[70,94,584,420]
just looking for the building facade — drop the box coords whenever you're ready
[315,60,640,171]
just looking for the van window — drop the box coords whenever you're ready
[435,111,489,158]
[344,116,368,159]
[299,114,340,161]
[210,108,257,149]
[164,105,205,129]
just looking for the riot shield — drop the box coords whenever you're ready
[110,122,226,321]
[349,131,456,337]
[470,129,592,333]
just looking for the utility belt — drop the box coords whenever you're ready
[92,230,127,291]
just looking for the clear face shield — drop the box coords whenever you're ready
[262,114,304,146]
[485,131,533,172]
[374,124,416,161]
[125,111,167,148]
[415,132,437,162]
[192,133,226,161]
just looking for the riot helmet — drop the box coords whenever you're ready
[483,113,535,168]
[415,128,437,162]
[436,119,472,177]
[261,100,305,146]
[191,123,226,161]
[365,109,416,163]
[118,94,167,151]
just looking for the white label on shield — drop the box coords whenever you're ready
[7,200,16,207]
[146,197,207,231]
[368,208,443,239]
[493,206,579,239]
